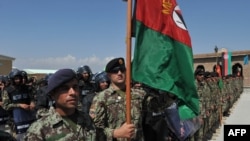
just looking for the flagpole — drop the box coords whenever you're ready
[125,0,132,126]
[215,46,223,126]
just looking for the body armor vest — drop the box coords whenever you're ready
[8,85,36,134]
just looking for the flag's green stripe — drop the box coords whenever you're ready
[132,21,199,119]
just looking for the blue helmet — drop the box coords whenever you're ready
[77,65,92,75]
[91,71,110,92]
[9,69,22,79]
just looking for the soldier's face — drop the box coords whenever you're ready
[108,68,126,85]
[52,79,80,110]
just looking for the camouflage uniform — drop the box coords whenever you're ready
[89,86,146,141]
[24,106,96,141]
[0,88,12,136]
[202,77,211,140]
[191,79,205,141]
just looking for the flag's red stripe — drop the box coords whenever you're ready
[136,0,192,47]
[224,52,228,75]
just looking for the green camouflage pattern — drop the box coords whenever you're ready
[24,107,96,141]
[89,86,146,141]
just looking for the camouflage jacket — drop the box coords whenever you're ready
[24,107,96,141]
[89,86,146,141]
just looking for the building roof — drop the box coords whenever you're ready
[23,69,57,74]
[194,50,250,59]
[0,54,15,60]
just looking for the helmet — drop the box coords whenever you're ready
[8,69,23,85]
[44,73,53,82]
[0,75,5,84]
[76,65,93,81]
[1,75,10,85]
[37,73,54,86]
[91,71,110,92]
[77,65,92,75]
[9,69,22,80]
[20,70,28,82]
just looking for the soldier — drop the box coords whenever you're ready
[191,69,206,141]
[89,57,146,141]
[24,68,96,141]
[0,75,12,134]
[2,69,36,141]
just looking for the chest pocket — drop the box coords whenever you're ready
[131,94,144,120]
[106,98,125,126]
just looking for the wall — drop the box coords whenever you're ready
[193,50,250,87]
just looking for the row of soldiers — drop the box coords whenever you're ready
[0,65,110,141]
[192,68,243,141]
[0,63,244,141]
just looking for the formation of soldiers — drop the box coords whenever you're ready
[191,65,244,141]
[0,65,99,141]
[0,63,244,141]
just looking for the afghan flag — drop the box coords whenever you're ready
[222,51,232,76]
[132,0,199,119]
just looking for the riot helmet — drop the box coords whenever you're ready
[91,71,110,92]
[20,70,28,84]
[8,69,23,85]
[77,65,93,81]
[77,65,92,75]
[0,75,5,85]
[37,73,53,87]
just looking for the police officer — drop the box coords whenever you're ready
[82,71,110,141]
[82,70,110,115]
[35,73,53,119]
[76,65,94,111]
[77,65,94,96]
[2,69,36,141]
[24,68,96,141]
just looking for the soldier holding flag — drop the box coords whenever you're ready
[89,57,146,141]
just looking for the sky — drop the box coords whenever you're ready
[1,0,249,73]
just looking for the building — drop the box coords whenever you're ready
[193,50,250,87]
[0,54,15,75]
[1,50,250,87]
[0,54,56,79]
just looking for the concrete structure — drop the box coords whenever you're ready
[193,50,250,87]
[0,54,15,75]
[23,69,57,80]
[1,50,250,86]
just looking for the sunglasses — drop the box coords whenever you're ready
[110,67,126,73]
[55,84,80,93]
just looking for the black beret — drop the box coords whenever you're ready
[46,68,77,94]
[105,57,125,73]
[204,71,211,78]
[194,69,204,76]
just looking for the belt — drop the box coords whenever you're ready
[0,117,9,121]
[17,124,30,130]
[152,112,164,116]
